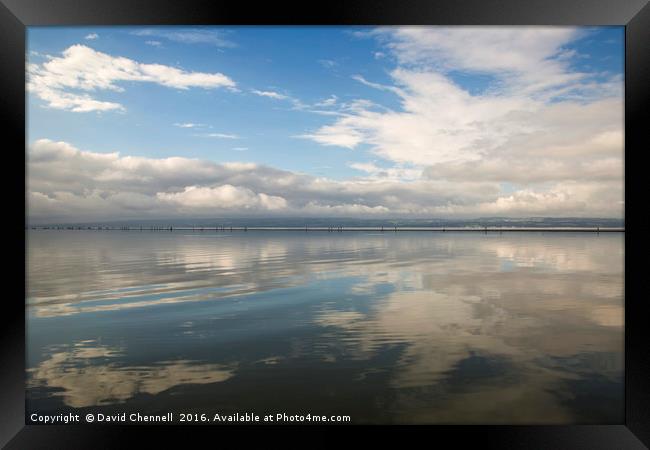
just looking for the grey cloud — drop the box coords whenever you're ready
[27,139,622,223]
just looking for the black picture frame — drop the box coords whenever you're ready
[2,0,648,447]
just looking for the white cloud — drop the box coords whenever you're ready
[352,74,402,94]
[173,122,205,128]
[301,26,623,209]
[195,133,239,139]
[30,89,124,113]
[249,89,311,111]
[157,185,288,211]
[314,95,338,107]
[28,44,236,112]
[145,40,162,47]
[84,33,98,40]
[299,123,365,149]
[374,26,586,95]
[251,89,289,100]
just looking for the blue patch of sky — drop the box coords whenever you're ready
[551,27,624,101]
[563,26,624,75]
[447,71,500,96]
[499,182,521,196]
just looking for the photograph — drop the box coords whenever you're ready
[24,24,626,426]
[2,0,649,447]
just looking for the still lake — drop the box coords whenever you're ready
[26,230,624,424]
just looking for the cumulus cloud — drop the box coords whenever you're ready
[84,33,98,40]
[157,185,288,211]
[28,45,236,112]
[27,139,622,223]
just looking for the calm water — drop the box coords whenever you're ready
[26,230,624,424]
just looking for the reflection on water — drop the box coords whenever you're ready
[28,340,236,408]
[26,230,624,423]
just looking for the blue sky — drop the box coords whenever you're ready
[26,26,624,222]
[28,27,409,178]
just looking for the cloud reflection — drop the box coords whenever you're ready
[28,232,623,318]
[311,239,623,423]
[28,341,236,407]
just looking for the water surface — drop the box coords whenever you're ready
[26,230,624,424]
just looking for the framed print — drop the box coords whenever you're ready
[1,0,649,447]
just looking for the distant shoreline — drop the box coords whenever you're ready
[26,226,625,232]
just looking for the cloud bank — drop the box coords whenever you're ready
[27,139,622,223]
